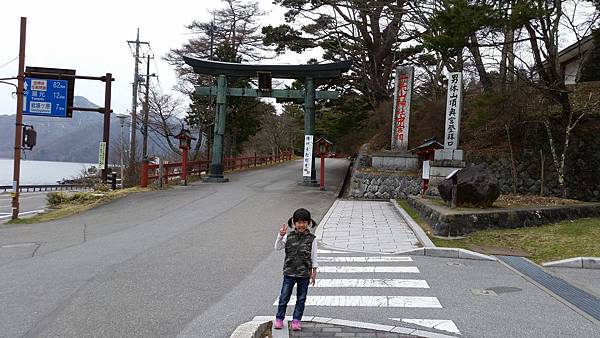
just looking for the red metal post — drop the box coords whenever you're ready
[181,147,188,186]
[320,155,325,191]
[141,161,149,187]
[421,179,429,197]
[164,165,169,186]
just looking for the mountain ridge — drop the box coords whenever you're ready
[0,96,181,163]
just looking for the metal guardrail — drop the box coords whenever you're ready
[0,184,91,193]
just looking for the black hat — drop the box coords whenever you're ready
[288,208,317,229]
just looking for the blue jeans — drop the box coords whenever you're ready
[276,275,310,320]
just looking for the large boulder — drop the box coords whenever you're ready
[438,164,500,207]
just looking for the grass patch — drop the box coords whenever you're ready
[397,198,600,263]
[7,187,149,225]
[397,199,435,237]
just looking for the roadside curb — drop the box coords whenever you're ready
[315,200,339,239]
[240,316,459,338]
[334,159,352,198]
[230,319,274,338]
[390,199,435,248]
[390,199,496,261]
[543,257,600,269]
[397,247,497,261]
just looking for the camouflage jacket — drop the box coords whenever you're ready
[282,231,316,278]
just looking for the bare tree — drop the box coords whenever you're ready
[164,0,274,94]
[147,87,186,156]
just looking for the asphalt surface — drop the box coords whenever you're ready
[0,192,48,220]
[0,159,349,337]
[2,159,599,338]
[181,239,600,337]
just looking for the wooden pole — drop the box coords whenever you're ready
[11,17,27,220]
[101,73,113,183]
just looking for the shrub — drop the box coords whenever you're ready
[93,183,110,192]
[47,192,68,208]
[70,192,100,204]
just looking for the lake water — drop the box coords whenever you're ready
[0,159,93,186]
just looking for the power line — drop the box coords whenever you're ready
[147,44,163,93]
[0,56,18,70]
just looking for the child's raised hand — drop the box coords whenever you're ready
[279,224,287,236]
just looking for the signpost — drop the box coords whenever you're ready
[9,17,114,221]
[443,72,463,149]
[23,78,69,117]
[391,66,414,152]
[98,142,107,170]
[302,135,314,177]
[422,160,431,196]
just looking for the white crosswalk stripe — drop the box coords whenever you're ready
[277,295,442,308]
[318,256,413,263]
[274,249,461,334]
[314,278,429,288]
[318,266,420,273]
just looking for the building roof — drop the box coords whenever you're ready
[409,139,444,153]
[557,35,595,65]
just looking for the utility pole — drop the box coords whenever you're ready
[142,54,156,161]
[126,28,149,178]
[11,17,26,220]
[116,113,129,188]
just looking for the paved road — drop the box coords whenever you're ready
[184,199,600,338]
[0,192,48,220]
[0,159,349,337]
[2,159,599,338]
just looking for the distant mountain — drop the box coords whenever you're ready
[0,96,194,164]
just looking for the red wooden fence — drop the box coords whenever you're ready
[141,151,293,188]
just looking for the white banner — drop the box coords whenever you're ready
[302,135,314,177]
[444,72,463,150]
[422,160,430,180]
[391,66,414,152]
[98,141,106,170]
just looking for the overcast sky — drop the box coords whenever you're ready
[0,0,316,117]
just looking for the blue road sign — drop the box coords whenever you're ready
[23,78,69,117]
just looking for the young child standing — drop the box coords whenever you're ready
[273,208,318,331]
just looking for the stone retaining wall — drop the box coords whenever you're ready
[348,144,421,199]
[406,196,600,236]
[349,171,421,199]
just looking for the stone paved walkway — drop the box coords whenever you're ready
[316,200,421,253]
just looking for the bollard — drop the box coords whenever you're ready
[111,172,117,190]
[181,147,188,186]
[320,155,325,191]
[158,158,164,189]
